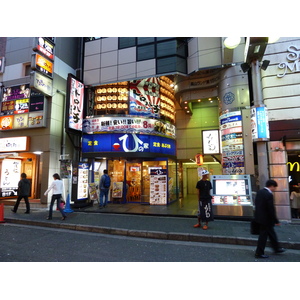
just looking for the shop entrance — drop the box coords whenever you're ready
[105,158,174,205]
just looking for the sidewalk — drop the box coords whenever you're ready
[2,204,300,250]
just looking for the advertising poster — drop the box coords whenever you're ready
[83,116,176,138]
[0,115,13,130]
[14,114,28,129]
[150,169,167,205]
[2,84,30,101]
[112,182,123,198]
[251,106,270,141]
[88,183,98,200]
[77,163,89,200]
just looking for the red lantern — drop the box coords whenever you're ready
[195,154,203,166]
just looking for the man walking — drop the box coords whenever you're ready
[254,179,285,258]
[99,169,111,208]
[11,173,31,214]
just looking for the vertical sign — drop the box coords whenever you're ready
[202,130,220,154]
[66,74,84,132]
[251,106,270,141]
[150,169,167,205]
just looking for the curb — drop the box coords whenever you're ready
[4,217,300,250]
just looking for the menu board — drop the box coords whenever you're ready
[150,169,167,205]
[77,163,89,200]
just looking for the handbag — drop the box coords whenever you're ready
[250,219,260,235]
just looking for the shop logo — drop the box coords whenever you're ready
[223,92,235,105]
[118,133,147,152]
[287,162,300,172]
[277,45,300,78]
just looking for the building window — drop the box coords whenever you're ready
[119,37,136,49]
[157,56,187,74]
[137,44,155,60]
[24,63,31,77]
[137,37,155,45]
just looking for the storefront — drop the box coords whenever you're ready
[0,136,40,199]
[82,132,180,205]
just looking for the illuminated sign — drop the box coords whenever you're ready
[66,74,84,132]
[30,71,53,96]
[0,136,29,152]
[288,162,300,172]
[83,116,176,138]
[202,130,220,154]
[2,84,30,101]
[34,37,55,61]
[82,133,176,156]
[31,53,53,77]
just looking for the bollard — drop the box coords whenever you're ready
[0,203,5,223]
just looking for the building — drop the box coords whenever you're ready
[1,37,299,221]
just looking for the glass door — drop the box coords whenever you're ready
[126,162,141,202]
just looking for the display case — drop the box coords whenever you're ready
[210,174,256,217]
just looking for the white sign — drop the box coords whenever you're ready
[202,130,220,154]
[277,45,300,78]
[0,136,29,152]
[30,71,53,96]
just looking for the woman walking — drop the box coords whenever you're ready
[44,173,66,220]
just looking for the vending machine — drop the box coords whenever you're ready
[210,174,257,218]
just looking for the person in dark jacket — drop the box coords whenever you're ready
[254,179,285,258]
[11,173,31,214]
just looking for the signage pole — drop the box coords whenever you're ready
[251,60,269,188]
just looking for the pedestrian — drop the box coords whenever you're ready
[194,169,213,230]
[44,173,66,220]
[254,179,285,258]
[290,186,300,218]
[11,173,31,214]
[99,169,111,208]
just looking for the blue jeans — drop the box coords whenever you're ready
[99,188,109,207]
[49,194,66,218]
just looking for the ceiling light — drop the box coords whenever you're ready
[224,37,241,49]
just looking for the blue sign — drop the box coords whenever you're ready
[82,133,176,156]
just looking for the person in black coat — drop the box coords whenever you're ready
[11,173,31,214]
[254,179,285,258]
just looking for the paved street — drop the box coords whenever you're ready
[1,223,300,262]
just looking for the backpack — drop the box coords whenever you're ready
[103,174,111,188]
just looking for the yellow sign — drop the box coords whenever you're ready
[287,162,300,172]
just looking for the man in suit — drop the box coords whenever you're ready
[254,179,285,258]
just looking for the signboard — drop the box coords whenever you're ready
[77,163,89,200]
[0,136,29,152]
[0,86,46,130]
[150,169,167,205]
[30,71,53,96]
[251,105,270,141]
[31,53,53,77]
[83,116,176,139]
[66,74,84,132]
[2,84,30,101]
[129,78,160,118]
[202,130,220,154]
[34,37,55,61]
[82,133,176,156]
[220,111,245,174]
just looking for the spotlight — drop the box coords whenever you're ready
[261,60,270,71]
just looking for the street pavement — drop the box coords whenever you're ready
[2,203,300,251]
